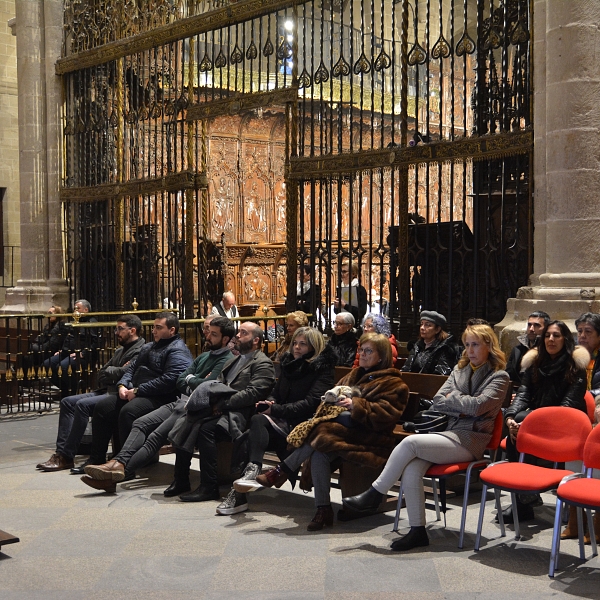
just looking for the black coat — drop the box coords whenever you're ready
[334,284,368,324]
[32,320,69,354]
[505,335,533,385]
[401,334,460,376]
[505,347,588,419]
[61,315,100,362]
[268,345,337,428]
[296,283,322,316]
[327,330,358,367]
[589,351,600,397]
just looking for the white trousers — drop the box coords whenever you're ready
[372,434,475,526]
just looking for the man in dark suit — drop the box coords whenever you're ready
[168,321,276,505]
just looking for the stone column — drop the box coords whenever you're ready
[497,0,600,348]
[1,0,69,313]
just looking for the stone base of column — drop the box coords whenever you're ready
[0,279,70,314]
[495,273,600,352]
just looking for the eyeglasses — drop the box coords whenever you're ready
[341,269,349,274]
[357,347,374,356]
[114,326,130,332]
[334,321,348,328]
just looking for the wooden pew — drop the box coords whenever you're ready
[397,372,448,400]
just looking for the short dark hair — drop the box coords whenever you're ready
[575,312,600,336]
[466,317,489,327]
[117,314,143,333]
[301,264,311,277]
[529,311,550,326]
[155,311,180,332]
[210,316,235,340]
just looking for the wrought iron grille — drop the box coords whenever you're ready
[59,0,532,335]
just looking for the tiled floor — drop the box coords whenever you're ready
[1,412,599,598]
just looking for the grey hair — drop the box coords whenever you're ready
[336,312,355,326]
[74,299,91,312]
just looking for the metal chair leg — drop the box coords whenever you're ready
[474,484,488,551]
[458,469,473,549]
[496,488,506,537]
[392,481,404,532]
[511,492,520,540]
[549,498,563,577]
[432,478,441,521]
[587,508,598,557]
[577,506,585,560]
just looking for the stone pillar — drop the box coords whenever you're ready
[497,0,600,349]
[1,0,69,313]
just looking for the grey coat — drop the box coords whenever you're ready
[432,363,510,459]
[97,338,145,393]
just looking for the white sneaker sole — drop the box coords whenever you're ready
[216,502,248,515]
[233,479,264,493]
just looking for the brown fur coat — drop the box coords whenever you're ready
[299,367,409,490]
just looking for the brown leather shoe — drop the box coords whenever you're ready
[38,453,74,472]
[561,506,579,539]
[584,511,600,544]
[80,475,117,493]
[84,460,125,482]
[255,464,288,489]
[307,505,334,531]
[37,453,59,469]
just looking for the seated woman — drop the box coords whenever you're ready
[503,319,588,522]
[270,311,309,365]
[343,324,509,551]
[352,313,398,367]
[254,333,409,531]
[401,310,460,375]
[327,312,358,367]
[216,328,336,515]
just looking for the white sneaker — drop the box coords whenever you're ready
[233,462,263,493]
[216,488,248,515]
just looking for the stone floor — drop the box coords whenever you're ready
[1,412,599,599]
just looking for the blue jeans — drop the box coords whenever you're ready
[56,392,115,460]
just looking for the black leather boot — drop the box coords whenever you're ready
[390,526,429,551]
[342,486,384,513]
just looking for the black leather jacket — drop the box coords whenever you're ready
[505,351,587,419]
[401,334,460,376]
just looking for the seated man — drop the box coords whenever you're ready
[167,321,276,504]
[36,314,144,472]
[85,312,193,467]
[505,310,550,385]
[210,291,239,329]
[80,316,235,492]
[43,299,100,396]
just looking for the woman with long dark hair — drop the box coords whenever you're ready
[503,319,588,522]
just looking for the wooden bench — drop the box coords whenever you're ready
[397,372,448,400]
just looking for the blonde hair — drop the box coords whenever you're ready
[342,261,359,278]
[358,332,393,369]
[458,324,506,371]
[291,327,325,362]
[286,311,309,327]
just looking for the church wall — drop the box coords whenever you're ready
[0,1,19,305]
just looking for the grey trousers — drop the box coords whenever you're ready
[372,434,474,527]
[114,397,186,476]
[283,443,338,507]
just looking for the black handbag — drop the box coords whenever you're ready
[403,410,449,433]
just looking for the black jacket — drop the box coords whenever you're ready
[118,335,193,404]
[268,345,337,428]
[401,334,460,376]
[589,351,600,397]
[505,334,534,385]
[505,347,589,419]
[32,320,69,354]
[61,315,100,362]
[296,283,322,316]
[96,337,145,394]
[327,329,358,367]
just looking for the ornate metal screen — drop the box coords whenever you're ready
[59,0,532,333]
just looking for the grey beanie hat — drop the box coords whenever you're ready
[420,310,447,329]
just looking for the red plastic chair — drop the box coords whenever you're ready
[474,406,592,549]
[549,423,600,577]
[584,390,595,422]
[394,411,504,549]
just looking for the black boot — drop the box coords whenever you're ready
[164,449,192,497]
[342,486,384,513]
[495,500,535,524]
[390,526,429,552]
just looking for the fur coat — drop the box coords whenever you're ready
[505,346,589,420]
[300,367,409,489]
